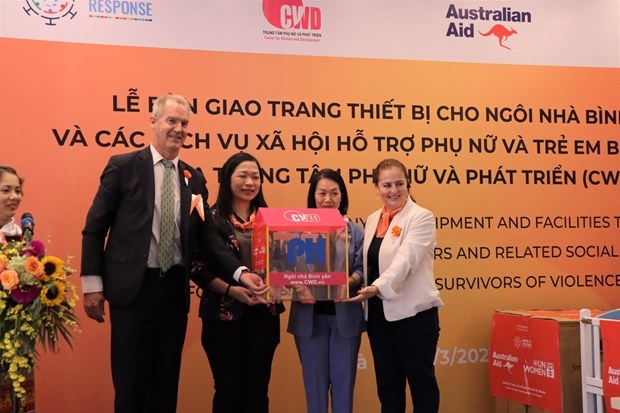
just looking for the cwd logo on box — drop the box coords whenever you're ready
[283,210,321,223]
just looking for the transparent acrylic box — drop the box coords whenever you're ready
[252,208,349,301]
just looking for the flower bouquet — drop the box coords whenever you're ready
[0,239,80,401]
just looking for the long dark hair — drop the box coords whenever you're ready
[306,169,349,215]
[213,152,268,224]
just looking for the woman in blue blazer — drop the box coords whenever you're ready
[350,158,444,413]
[287,169,365,413]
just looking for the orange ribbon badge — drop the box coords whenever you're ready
[183,170,191,186]
[190,194,205,221]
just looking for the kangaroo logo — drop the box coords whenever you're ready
[479,24,517,50]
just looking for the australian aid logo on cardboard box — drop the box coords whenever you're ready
[252,208,348,301]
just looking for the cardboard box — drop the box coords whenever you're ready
[494,397,555,413]
[596,315,620,412]
[490,309,601,413]
[494,397,525,413]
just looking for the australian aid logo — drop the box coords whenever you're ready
[262,0,323,43]
[445,3,533,50]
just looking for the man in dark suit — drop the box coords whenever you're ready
[81,94,266,413]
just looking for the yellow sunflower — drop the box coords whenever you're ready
[40,256,65,280]
[41,280,66,306]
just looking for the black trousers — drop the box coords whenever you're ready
[367,304,440,413]
[201,306,280,413]
[109,266,187,413]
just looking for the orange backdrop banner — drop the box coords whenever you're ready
[0,36,618,413]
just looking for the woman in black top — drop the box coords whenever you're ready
[198,152,283,413]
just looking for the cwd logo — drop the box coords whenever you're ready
[23,0,77,26]
[283,210,321,223]
[262,0,322,30]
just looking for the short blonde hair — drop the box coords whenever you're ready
[151,93,191,119]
